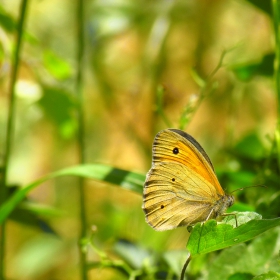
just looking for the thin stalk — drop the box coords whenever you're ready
[0,0,29,279]
[179,50,227,130]
[76,0,87,279]
[272,0,280,170]
[272,0,280,116]
[180,255,191,280]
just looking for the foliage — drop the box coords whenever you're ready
[0,0,279,280]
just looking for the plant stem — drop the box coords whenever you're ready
[180,255,191,280]
[76,0,87,279]
[272,0,280,115]
[179,50,227,130]
[0,0,29,279]
[272,0,280,170]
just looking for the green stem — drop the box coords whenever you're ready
[76,0,87,279]
[272,0,280,115]
[0,0,29,279]
[272,0,280,171]
[179,50,227,130]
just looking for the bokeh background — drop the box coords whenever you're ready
[0,0,279,279]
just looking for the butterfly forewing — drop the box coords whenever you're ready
[152,129,224,195]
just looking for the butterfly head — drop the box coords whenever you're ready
[227,195,235,208]
[213,194,235,219]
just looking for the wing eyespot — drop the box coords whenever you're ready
[173,147,179,154]
[172,178,175,182]
[160,205,164,209]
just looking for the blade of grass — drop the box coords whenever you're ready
[0,164,145,225]
[0,0,29,279]
[155,85,172,127]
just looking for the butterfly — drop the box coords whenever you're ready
[142,128,234,231]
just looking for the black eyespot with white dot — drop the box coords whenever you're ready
[173,147,179,154]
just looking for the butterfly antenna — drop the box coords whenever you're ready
[230,184,267,194]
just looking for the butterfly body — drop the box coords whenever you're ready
[142,129,234,231]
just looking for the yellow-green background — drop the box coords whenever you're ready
[0,0,279,279]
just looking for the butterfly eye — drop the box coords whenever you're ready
[173,147,179,154]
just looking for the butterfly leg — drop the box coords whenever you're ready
[205,209,214,222]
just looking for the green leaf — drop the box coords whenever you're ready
[114,239,149,269]
[0,7,17,32]
[257,191,280,218]
[10,202,59,234]
[3,185,59,232]
[228,273,254,280]
[246,0,272,16]
[37,86,77,138]
[253,271,280,279]
[17,201,63,218]
[0,164,145,225]
[186,212,280,256]
[231,53,274,81]
[232,63,259,81]
[207,228,280,279]
[43,50,72,80]
[233,133,265,160]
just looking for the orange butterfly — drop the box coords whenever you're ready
[142,129,234,231]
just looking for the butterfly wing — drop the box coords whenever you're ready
[143,162,218,230]
[152,129,224,196]
[143,129,225,231]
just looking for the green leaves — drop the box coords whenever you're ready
[186,212,280,256]
[1,161,279,279]
[233,133,267,161]
[231,53,274,81]
[0,164,145,225]
[253,271,280,279]
[207,228,280,279]
[2,162,279,261]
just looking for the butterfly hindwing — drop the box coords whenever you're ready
[143,161,218,231]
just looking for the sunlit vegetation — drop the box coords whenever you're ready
[0,1,279,279]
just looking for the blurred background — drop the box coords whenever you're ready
[0,0,279,279]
